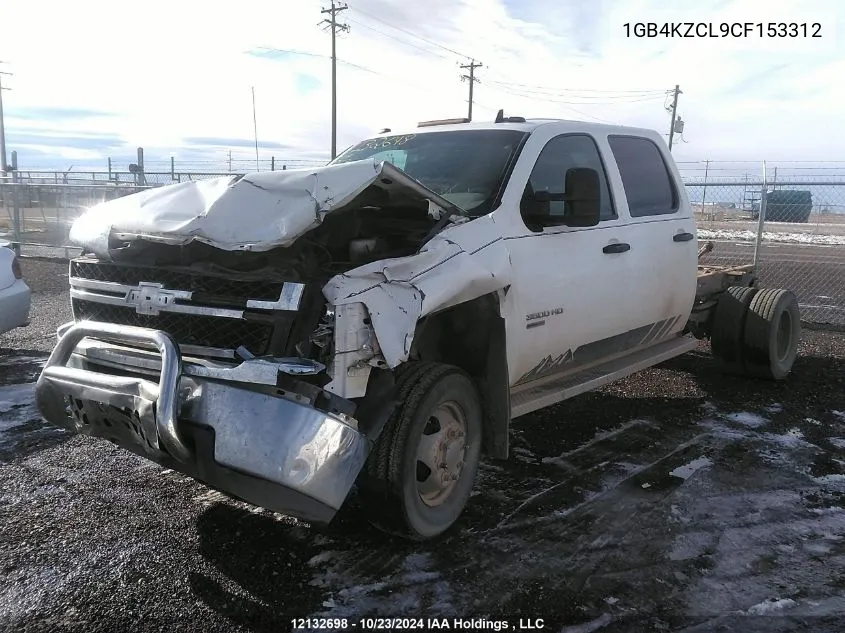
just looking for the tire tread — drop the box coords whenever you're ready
[359,361,469,540]
[711,285,758,372]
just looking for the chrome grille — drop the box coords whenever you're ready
[70,260,284,301]
[68,258,299,357]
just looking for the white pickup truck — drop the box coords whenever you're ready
[35,113,801,540]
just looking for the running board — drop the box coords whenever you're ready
[509,335,698,418]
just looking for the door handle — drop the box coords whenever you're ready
[673,232,695,242]
[603,242,630,254]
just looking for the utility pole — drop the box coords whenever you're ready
[667,84,682,151]
[251,86,260,171]
[460,59,482,121]
[0,62,12,173]
[321,1,349,160]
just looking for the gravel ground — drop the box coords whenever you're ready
[1,260,845,632]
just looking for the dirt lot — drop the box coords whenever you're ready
[1,260,845,632]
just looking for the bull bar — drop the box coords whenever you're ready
[35,320,371,524]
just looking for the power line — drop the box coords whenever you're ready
[483,83,617,124]
[485,77,668,95]
[484,85,668,104]
[345,16,451,61]
[320,1,349,160]
[347,5,473,60]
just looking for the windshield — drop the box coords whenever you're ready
[331,129,528,215]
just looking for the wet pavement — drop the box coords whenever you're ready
[1,260,845,632]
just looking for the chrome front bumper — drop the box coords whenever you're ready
[35,320,370,524]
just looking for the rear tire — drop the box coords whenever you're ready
[357,362,483,541]
[711,285,758,373]
[742,288,801,380]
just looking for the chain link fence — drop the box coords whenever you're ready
[2,168,844,328]
[687,176,845,327]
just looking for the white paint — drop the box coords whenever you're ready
[0,246,31,335]
[670,456,712,480]
[327,119,698,374]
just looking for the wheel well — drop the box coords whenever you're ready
[407,293,510,459]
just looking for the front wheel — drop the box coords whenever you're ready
[358,362,483,541]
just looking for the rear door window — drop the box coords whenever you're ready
[607,135,678,217]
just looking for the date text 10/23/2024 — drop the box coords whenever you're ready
[623,22,822,38]
[290,618,546,631]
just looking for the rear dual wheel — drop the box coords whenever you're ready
[711,286,801,379]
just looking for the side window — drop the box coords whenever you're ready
[520,134,616,227]
[607,135,678,217]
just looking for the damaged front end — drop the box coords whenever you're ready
[36,158,511,523]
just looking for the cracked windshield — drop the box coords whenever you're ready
[332,129,527,214]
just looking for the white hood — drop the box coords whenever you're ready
[69,159,460,257]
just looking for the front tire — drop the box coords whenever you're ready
[358,362,483,541]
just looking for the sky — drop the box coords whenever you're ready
[0,0,843,175]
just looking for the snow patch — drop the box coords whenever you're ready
[698,229,845,246]
[745,598,797,615]
[0,383,40,446]
[767,428,808,448]
[670,456,713,480]
[833,411,845,422]
[725,412,768,428]
[560,614,613,633]
[308,551,338,566]
[828,438,845,450]
[814,474,845,484]
[0,383,35,415]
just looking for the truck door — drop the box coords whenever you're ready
[604,134,698,343]
[500,132,642,387]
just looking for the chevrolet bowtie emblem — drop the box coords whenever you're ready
[125,282,191,316]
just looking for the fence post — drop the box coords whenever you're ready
[137,147,146,186]
[701,159,709,212]
[171,156,175,181]
[271,156,275,171]
[752,160,768,270]
[10,151,20,256]
[108,157,112,181]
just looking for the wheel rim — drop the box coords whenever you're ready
[415,401,468,507]
[776,309,793,361]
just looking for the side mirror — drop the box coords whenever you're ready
[521,167,602,228]
[562,167,601,227]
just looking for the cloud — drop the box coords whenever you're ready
[0,0,843,171]
[6,130,125,150]
[183,137,297,151]
[6,106,119,121]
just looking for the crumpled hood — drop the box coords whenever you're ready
[69,159,461,258]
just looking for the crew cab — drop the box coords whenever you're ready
[35,114,801,540]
